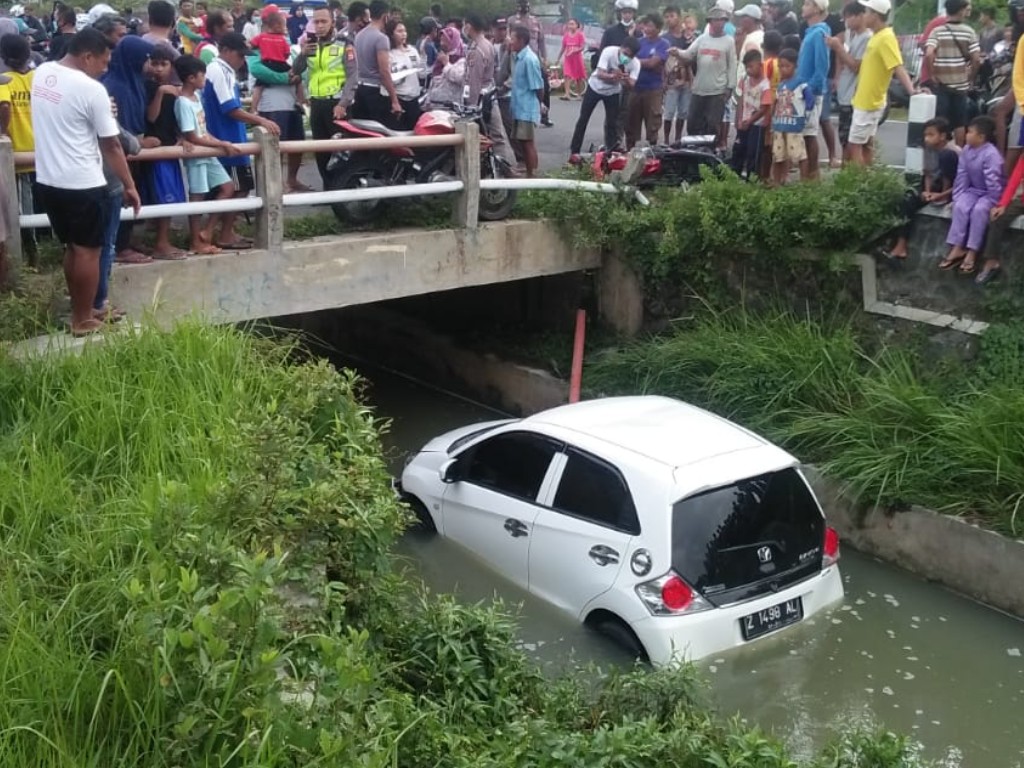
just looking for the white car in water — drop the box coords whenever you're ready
[397,396,844,665]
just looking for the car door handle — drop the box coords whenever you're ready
[503,518,529,538]
[588,545,620,566]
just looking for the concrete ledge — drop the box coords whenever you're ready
[919,201,1024,231]
[110,221,599,325]
[806,467,1024,618]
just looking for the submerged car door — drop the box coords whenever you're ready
[441,430,563,591]
[528,446,639,617]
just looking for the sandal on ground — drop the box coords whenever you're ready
[93,305,126,322]
[880,248,907,261]
[975,264,1001,284]
[69,319,105,337]
[115,250,153,265]
[959,255,977,274]
[938,252,966,270]
[191,244,222,255]
[215,240,252,250]
[152,249,188,260]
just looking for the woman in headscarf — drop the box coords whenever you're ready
[431,25,464,77]
[286,4,306,43]
[102,36,154,264]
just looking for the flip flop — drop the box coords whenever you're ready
[70,319,105,337]
[959,257,977,275]
[152,249,188,260]
[216,240,252,250]
[115,251,153,265]
[976,265,1001,284]
[938,252,965,270]
[191,244,222,255]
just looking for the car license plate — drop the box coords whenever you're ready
[740,597,803,641]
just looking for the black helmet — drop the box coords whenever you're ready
[1010,0,1024,12]
[419,15,438,33]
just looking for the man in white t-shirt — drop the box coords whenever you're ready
[31,26,140,337]
[568,37,641,160]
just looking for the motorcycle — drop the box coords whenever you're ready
[579,135,725,188]
[324,91,517,225]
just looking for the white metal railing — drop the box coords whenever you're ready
[0,122,647,263]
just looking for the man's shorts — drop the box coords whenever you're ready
[513,119,536,141]
[773,131,807,163]
[1011,106,1022,149]
[723,95,735,124]
[820,88,833,120]
[33,183,107,248]
[662,86,690,120]
[184,157,232,196]
[149,159,187,204]
[848,106,885,145]
[837,105,854,146]
[802,95,824,137]
[259,108,305,141]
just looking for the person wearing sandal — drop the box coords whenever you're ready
[938,115,1005,275]
[978,150,1024,284]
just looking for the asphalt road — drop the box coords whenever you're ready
[289,97,910,194]
[535,97,910,171]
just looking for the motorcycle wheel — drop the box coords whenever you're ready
[325,165,388,225]
[478,155,517,222]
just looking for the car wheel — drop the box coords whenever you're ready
[403,495,437,534]
[587,612,649,663]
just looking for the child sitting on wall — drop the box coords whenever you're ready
[938,115,1005,275]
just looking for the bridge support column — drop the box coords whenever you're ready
[0,136,22,281]
[453,122,480,229]
[253,127,284,252]
[597,249,644,336]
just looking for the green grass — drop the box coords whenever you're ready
[587,307,1024,536]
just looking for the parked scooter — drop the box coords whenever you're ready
[324,90,516,224]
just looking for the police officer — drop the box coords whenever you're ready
[294,2,367,180]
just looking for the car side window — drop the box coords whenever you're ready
[551,449,640,534]
[460,432,559,502]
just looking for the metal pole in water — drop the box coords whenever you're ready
[569,309,586,403]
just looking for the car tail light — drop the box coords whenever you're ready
[823,526,840,568]
[636,571,712,617]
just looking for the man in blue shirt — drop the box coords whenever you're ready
[795,0,829,179]
[627,13,670,147]
[202,33,280,248]
[510,24,544,176]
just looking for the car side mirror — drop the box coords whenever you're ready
[439,458,460,484]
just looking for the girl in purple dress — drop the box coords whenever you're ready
[939,115,1006,275]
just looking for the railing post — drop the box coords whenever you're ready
[252,126,284,252]
[0,136,22,278]
[453,121,480,229]
[905,92,936,176]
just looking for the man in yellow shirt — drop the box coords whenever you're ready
[831,0,916,166]
[0,34,36,263]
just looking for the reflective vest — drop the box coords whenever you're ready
[307,40,349,99]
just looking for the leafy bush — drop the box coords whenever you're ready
[518,167,904,305]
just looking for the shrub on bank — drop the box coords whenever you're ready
[518,167,905,297]
[587,309,1024,535]
[0,325,931,766]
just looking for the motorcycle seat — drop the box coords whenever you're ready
[345,119,415,137]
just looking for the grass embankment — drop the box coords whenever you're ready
[0,323,927,766]
[586,309,1024,536]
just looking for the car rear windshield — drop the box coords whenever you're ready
[671,468,824,606]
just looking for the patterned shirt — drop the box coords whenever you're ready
[925,21,979,92]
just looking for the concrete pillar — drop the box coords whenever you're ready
[905,93,936,175]
[0,136,22,276]
[252,126,284,253]
[597,249,644,336]
[453,121,480,229]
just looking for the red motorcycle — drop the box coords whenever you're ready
[581,135,725,188]
[324,94,517,224]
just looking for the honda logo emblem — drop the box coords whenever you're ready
[757,546,773,564]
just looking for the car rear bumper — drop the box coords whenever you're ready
[632,566,844,666]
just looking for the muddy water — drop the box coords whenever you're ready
[359,363,1024,766]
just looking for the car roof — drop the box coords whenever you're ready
[523,395,770,470]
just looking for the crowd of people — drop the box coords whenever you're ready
[1,0,1023,336]
[567,0,1024,282]
[0,0,562,335]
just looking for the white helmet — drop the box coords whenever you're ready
[8,4,24,16]
[86,3,117,24]
[614,0,639,10]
